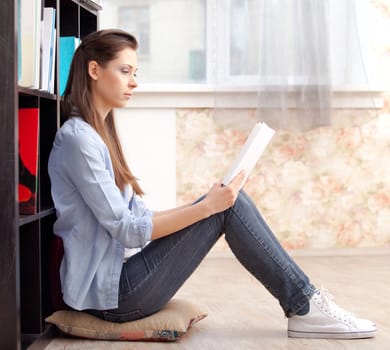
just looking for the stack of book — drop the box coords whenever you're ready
[18,0,81,94]
[18,0,42,90]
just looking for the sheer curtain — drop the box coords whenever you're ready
[212,0,372,132]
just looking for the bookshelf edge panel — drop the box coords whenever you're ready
[0,0,21,349]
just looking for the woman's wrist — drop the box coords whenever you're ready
[195,199,213,219]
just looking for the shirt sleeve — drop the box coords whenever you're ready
[60,130,153,248]
[129,194,155,218]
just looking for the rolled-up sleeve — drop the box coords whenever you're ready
[61,131,153,248]
[130,194,155,218]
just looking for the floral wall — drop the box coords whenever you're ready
[176,109,389,251]
[175,0,390,251]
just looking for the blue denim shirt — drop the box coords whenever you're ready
[48,117,154,310]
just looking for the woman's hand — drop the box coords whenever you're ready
[150,171,246,240]
[203,170,246,216]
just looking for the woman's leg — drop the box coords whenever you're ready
[88,190,314,323]
[224,190,315,316]
[88,197,226,322]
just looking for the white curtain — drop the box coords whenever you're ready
[212,0,373,132]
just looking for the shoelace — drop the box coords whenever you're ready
[315,287,356,325]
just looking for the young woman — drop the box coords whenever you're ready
[48,29,376,339]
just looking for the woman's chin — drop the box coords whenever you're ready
[114,101,130,109]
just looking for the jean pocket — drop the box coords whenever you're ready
[102,308,143,323]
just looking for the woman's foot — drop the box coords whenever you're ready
[288,288,376,339]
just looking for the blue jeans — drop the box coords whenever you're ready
[87,190,315,323]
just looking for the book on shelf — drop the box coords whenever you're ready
[222,122,275,189]
[49,28,57,93]
[59,36,80,96]
[18,0,42,89]
[18,108,40,215]
[41,7,56,93]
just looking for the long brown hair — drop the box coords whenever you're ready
[62,29,144,195]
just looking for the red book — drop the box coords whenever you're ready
[18,108,39,214]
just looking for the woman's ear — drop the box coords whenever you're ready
[88,60,99,80]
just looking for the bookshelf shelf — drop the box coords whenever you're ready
[18,87,57,100]
[0,1,99,348]
[19,208,56,227]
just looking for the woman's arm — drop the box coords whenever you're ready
[153,203,192,217]
[53,130,154,248]
[150,171,245,240]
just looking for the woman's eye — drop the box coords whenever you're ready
[120,68,137,78]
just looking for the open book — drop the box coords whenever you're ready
[222,122,275,188]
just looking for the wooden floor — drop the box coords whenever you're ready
[42,248,390,350]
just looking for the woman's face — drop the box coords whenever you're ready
[90,47,138,112]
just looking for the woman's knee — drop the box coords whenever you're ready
[232,190,248,210]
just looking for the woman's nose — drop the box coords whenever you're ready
[129,76,138,88]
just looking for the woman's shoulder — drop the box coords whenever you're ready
[56,117,103,149]
[60,117,94,136]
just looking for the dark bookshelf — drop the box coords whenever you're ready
[19,208,56,227]
[18,87,57,101]
[78,0,102,12]
[0,1,99,349]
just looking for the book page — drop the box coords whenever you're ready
[222,122,275,188]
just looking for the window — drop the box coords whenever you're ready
[101,0,207,84]
[118,6,150,57]
[100,0,372,89]
[218,0,371,88]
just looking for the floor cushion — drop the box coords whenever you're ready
[45,298,207,341]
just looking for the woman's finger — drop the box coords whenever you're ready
[230,170,246,191]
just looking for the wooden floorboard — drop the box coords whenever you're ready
[43,250,390,349]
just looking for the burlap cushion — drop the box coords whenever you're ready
[45,299,207,341]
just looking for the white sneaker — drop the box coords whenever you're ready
[288,288,376,339]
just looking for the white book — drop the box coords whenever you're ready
[19,0,40,87]
[222,122,275,188]
[33,0,42,89]
[48,28,57,93]
[40,7,56,91]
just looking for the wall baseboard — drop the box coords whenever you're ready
[208,245,390,258]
